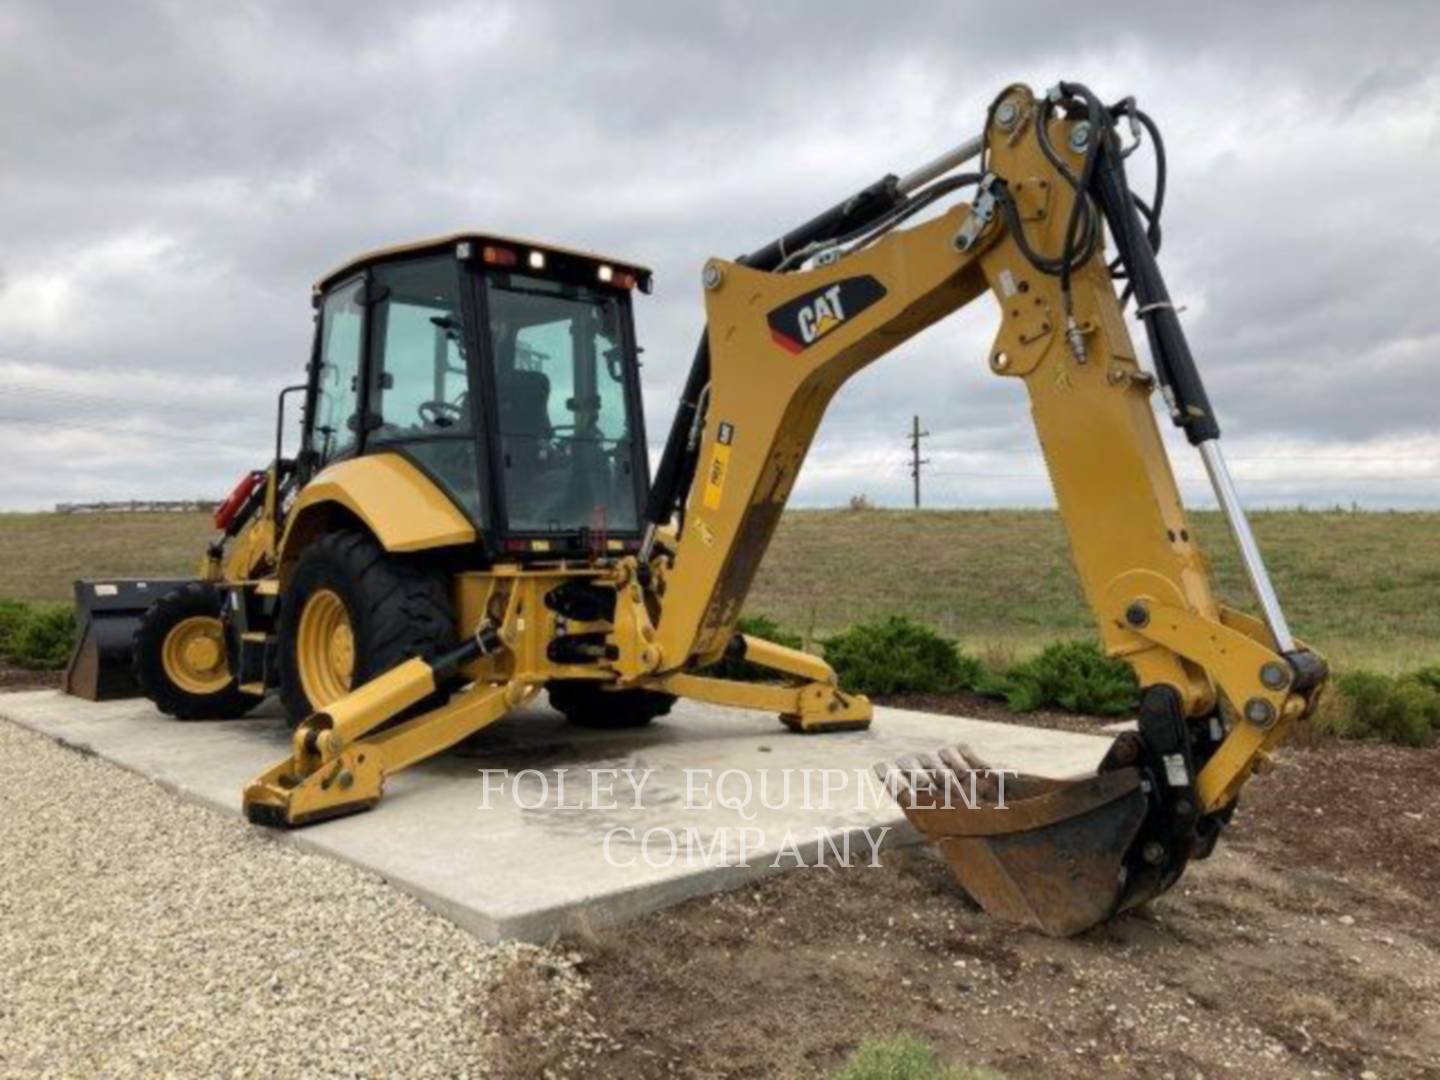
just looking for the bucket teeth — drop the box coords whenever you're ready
[879,743,1151,937]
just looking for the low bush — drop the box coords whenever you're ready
[706,614,806,682]
[0,600,77,671]
[0,599,31,656]
[1313,669,1439,748]
[977,639,1139,716]
[821,615,982,696]
[1411,664,1440,694]
[834,1035,999,1080]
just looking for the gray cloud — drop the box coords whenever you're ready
[1,0,1437,510]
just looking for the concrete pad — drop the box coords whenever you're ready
[0,689,1114,942]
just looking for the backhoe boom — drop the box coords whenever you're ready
[633,80,1326,929]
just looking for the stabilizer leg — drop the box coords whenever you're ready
[243,627,527,827]
[657,669,872,734]
[244,679,528,827]
[692,632,874,732]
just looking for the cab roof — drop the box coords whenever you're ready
[312,231,653,294]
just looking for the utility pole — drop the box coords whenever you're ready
[908,414,930,508]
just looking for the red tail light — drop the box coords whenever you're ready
[482,245,518,267]
[214,470,265,530]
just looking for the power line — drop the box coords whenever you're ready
[920,443,1440,465]
[924,469,1439,482]
[0,381,268,415]
[0,414,258,454]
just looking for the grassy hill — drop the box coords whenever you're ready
[1,507,1435,671]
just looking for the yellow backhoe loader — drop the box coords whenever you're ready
[79,81,1327,936]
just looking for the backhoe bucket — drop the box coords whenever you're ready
[63,578,192,701]
[879,746,1151,937]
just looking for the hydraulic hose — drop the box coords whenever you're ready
[1085,102,1219,446]
[642,173,906,533]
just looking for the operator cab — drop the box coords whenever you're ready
[303,233,653,560]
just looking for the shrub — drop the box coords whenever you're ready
[847,493,873,511]
[821,615,982,696]
[977,639,1139,716]
[706,615,807,682]
[6,606,76,670]
[1411,664,1440,694]
[834,1035,999,1080]
[1313,670,1439,748]
[0,599,31,657]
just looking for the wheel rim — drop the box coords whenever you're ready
[161,615,231,695]
[296,588,355,708]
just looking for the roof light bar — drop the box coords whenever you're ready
[597,264,640,289]
[482,244,518,267]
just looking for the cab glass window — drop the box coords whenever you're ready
[486,273,640,533]
[368,258,469,437]
[309,279,364,464]
[366,256,483,522]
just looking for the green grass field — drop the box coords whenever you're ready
[1,508,1435,672]
[750,509,1440,672]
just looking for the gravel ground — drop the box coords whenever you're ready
[0,720,608,1078]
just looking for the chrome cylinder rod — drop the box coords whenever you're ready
[896,133,985,195]
[1198,440,1296,654]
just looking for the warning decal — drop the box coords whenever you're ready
[701,422,734,510]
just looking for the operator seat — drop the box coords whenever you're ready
[497,369,553,445]
[497,369,555,524]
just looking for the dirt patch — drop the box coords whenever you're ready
[1239,740,1440,935]
[0,663,61,692]
[572,739,1440,1078]
[876,690,1109,735]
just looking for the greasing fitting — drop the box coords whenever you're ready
[1065,315,1088,363]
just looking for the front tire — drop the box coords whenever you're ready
[548,682,675,728]
[134,582,254,721]
[278,530,455,726]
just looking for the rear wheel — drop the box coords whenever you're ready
[278,530,455,726]
[134,582,254,720]
[548,682,675,728]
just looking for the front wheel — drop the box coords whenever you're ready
[278,530,455,727]
[548,682,675,728]
[133,582,255,720]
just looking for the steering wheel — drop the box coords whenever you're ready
[418,400,465,428]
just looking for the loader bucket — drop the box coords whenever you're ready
[879,746,1154,937]
[63,578,193,701]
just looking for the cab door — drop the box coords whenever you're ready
[362,255,489,527]
[305,276,365,468]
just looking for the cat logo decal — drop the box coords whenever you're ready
[767,275,887,355]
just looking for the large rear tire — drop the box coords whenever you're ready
[548,682,675,728]
[133,582,254,721]
[278,530,455,727]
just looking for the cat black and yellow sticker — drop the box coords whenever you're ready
[767,275,887,355]
[702,421,735,510]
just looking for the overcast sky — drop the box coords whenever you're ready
[1,1,1437,512]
